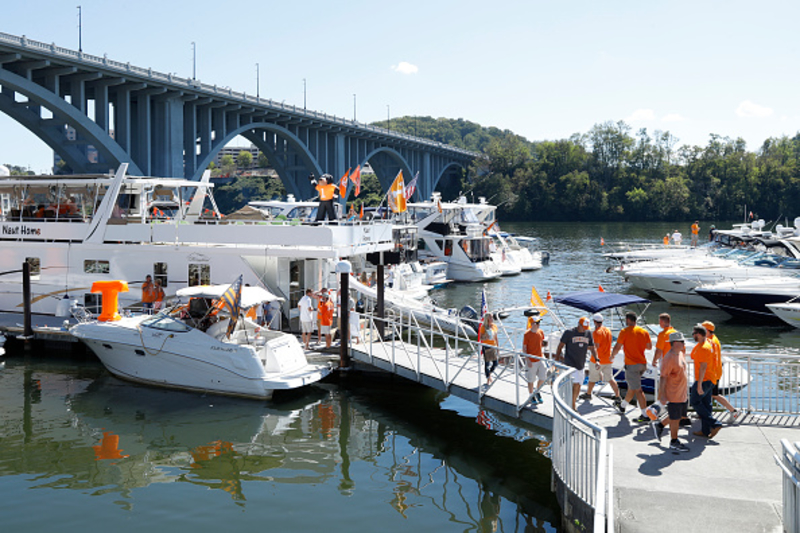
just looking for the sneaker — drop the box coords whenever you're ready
[634,415,650,423]
[535,392,543,404]
[579,393,591,400]
[669,440,689,452]
[650,421,664,442]
[612,396,622,405]
[729,410,742,423]
[692,430,707,438]
[616,402,626,414]
[709,426,722,439]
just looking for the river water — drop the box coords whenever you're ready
[2,221,798,533]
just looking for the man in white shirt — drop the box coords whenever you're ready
[671,229,682,246]
[298,289,315,349]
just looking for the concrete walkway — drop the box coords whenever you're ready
[579,398,798,532]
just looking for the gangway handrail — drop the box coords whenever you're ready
[774,439,800,533]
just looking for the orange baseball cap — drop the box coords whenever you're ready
[578,317,590,328]
[701,320,715,332]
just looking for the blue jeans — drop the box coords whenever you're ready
[690,380,720,435]
[485,360,498,380]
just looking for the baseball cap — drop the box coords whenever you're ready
[592,313,603,323]
[578,317,590,328]
[701,320,715,332]
[668,331,685,343]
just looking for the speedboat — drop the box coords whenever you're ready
[766,301,800,328]
[694,276,800,320]
[71,282,331,400]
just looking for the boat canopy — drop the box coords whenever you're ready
[176,285,284,308]
[553,291,650,313]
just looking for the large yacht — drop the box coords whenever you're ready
[0,165,406,326]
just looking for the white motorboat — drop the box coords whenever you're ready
[71,283,331,400]
[766,301,800,328]
[694,276,800,320]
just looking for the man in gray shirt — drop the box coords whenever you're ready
[556,317,598,411]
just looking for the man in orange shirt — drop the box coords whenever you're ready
[314,174,338,222]
[689,324,722,439]
[691,221,700,247]
[651,330,690,452]
[523,316,547,403]
[703,320,740,421]
[612,312,652,422]
[141,275,155,314]
[318,293,335,348]
[583,313,621,403]
[652,313,677,368]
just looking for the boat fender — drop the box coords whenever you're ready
[495,311,510,320]
[90,280,129,322]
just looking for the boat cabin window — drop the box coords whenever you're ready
[443,239,453,257]
[141,314,191,332]
[154,262,168,287]
[84,260,110,274]
[462,238,491,263]
[25,257,40,279]
[188,264,211,286]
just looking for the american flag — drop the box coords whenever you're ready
[404,172,419,200]
[221,275,243,338]
[477,288,488,343]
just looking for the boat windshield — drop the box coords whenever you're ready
[141,314,192,332]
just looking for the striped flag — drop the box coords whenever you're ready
[477,288,488,343]
[221,275,243,338]
[404,171,419,200]
[351,165,362,196]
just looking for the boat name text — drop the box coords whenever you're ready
[2,225,42,236]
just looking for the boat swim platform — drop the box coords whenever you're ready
[349,337,798,532]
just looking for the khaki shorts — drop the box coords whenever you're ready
[301,320,314,333]
[526,360,547,383]
[588,363,614,383]
[625,363,647,390]
[321,325,331,335]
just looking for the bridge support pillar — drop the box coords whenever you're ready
[152,97,184,178]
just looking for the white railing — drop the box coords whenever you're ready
[552,369,614,533]
[774,439,800,533]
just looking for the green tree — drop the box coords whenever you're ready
[236,150,253,169]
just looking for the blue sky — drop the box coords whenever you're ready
[2,0,799,172]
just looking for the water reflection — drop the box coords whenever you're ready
[0,358,561,531]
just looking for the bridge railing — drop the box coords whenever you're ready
[0,31,478,158]
[775,439,800,533]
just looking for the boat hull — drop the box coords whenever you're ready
[766,303,800,328]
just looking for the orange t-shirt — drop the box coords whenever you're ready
[591,326,613,365]
[655,327,676,356]
[318,300,334,326]
[616,325,651,366]
[316,183,336,201]
[707,333,722,382]
[523,329,545,361]
[660,349,688,403]
[691,223,700,235]
[690,340,717,383]
[141,282,155,303]
[480,323,498,346]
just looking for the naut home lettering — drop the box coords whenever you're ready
[2,224,42,236]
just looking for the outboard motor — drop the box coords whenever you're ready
[459,305,478,322]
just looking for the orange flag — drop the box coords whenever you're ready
[351,165,362,196]
[546,291,552,301]
[339,168,351,198]
[600,237,605,246]
[598,284,605,292]
[359,203,364,219]
[388,171,406,213]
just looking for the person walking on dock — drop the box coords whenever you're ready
[689,325,723,439]
[299,289,315,350]
[651,331,690,452]
[583,313,621,403]
[703,320,741,422]
[523,315,547,403]
[555,317,597,411]
[652,313,677,368]
[612,312,653,422]
[481,313,499,384]
[318,292,334,348]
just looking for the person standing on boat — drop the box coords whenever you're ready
[318,292,335,348]
[652,313,677,368]
[523,315,547,403]
[612,312,652,422]
[141,275,155,314]
[663,233,670,246]
[691,221,700,247]
[299,289,315,349]
[650,331,690,452]
[703,320,741,421]
[480,313,499,384]
[582,314,621,404]
[152,279,165,312]
[555,317,597,411]
[671,229,682,246]
[314,174,338,222]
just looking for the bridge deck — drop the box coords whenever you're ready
[351,337,797,532]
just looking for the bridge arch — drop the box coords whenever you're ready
[0,67,142,175]
[362,146,413,193]
[193,122,323,199]
[432,161,467,194]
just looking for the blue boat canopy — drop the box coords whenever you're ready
[552,291,650,313]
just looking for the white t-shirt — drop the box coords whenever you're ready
[299,295,314,322]
[671,232,682,244]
